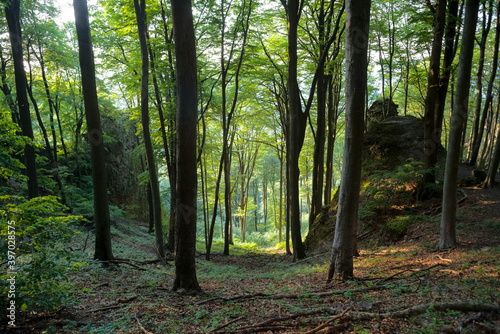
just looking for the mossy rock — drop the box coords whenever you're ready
[363,115,445,174]
[381,215,412,244]
[367,98,399,124]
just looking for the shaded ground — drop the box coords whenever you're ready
[4,186,500,333]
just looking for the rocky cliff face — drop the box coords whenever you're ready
[305,113,443,250]
[101,115,147,220]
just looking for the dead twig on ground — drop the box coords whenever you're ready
[304,307,352,334]
[101,259,148,271]
[88,295,138,313]
[135,314,154,334]
[208,317,245,333]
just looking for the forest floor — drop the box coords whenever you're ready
[8,186,500,333]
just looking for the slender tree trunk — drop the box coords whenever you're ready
[284,0,307,261]
[5,0,38,198]
[134,0,165,260]
[423,0,446,183]
[159,0,177,252]
[74,0,113,261]
[328,0,370,282]
[309,0,327,230]
[439,0,480,250]
[170,0,201,293]
[468,0,494,165]
[471,0,499,167]
[435,0,460,140]
[147,32,176,251]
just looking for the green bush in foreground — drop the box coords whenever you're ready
[0,195,85,311]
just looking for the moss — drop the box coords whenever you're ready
[381,215,412,243]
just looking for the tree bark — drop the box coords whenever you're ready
[423,0,446,184]
[73,0,113,262]
[435,0,460,140]
[328,0,370,282]
[170,0,202,293]
[134,0,165,260]
[283,0,307,261]
[5,0,39,198]
[439,0,479,250]
[468,0,494,166]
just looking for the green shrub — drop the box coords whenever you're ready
[0,195,84,311]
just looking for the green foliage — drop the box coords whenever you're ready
[359,159,426,219]
[0,111,29,191]
[0,195,83,311]
[384,215,412,240]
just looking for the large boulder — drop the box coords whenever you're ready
[305,114,446,250]
[366,98,399,124]
[363,115,445,173]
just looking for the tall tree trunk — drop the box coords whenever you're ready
[439,0,479,250]
[309,0,327,230]
[328,0,370,282]
[134,0,165,260]
[284,0,307,261]
[482,1,500,188]
[33,43,68,204]
[147,31,175,251]
[324,70,341,205]
[468,0,494,165]
[170,0,202,293]
[160,0,177,252]
[73,0,113,262]
[5,0,38,198]
[423,0,446,184]
[435,0,460,139]
[471,0,499,167]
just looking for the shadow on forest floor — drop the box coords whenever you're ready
[4,186,500,333]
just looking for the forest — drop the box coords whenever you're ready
[1,0,500,332]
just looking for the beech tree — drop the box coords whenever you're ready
[134,0,165,260]
[4,0,38,198]
[439,0,480,250]
[171,0,202,293]
[328,0,371,282]
[73,0,114,262]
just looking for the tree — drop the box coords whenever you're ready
[73,0,114,262]
[328,0,371,282]
[170,0,202,293]
[281,0,308,261]
[423,0,446,184]
[306,0,345,229]
[134,0,165,260]
[4,0,39,198]
[480,0,500,188]
[468,0,494,166]
[438,0,480,250]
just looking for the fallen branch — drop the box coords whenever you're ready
[304,307,351,334]
[209,317,245,333]
[101,259,148,271]
[88,295,138,313]
[344,302,500,320]
[210,302,499,334]
[89,305,123,313]
[135,315,154,334]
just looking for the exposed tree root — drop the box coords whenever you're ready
[210,302,499,333]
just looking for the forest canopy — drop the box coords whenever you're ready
[1,0,500,324]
